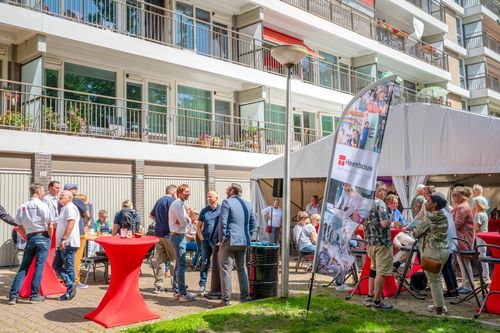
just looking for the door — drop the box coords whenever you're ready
[213,22,229,60]
[147,82,169,139]
[175,2,194,49]
[214,99,231,140]
[293,113,303,145]
[195,8,211,55]
[126,81,143,137]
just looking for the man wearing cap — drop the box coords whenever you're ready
[62,183,90,289]
[53,190,80,300]
[8,183,52,305]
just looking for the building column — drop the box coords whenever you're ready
[132,160,145,221]
[32,153,52,186]
[205,164,215,193]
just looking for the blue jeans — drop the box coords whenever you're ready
[171,234,187,295]
[199,240,213,287]
[300,244,316,253]
[10,232,50,298]
[53,246,77,291]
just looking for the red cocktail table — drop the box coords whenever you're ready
[477,232,500,315]
[17,228,67,298]
[353,227,401,297]
[85,235,159,328]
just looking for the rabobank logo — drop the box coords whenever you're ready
[337,155,373,171]
[338,155,346,166]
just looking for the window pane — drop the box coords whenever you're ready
[177,85,212,138]
[176,2,194,49]
[214,99,230,138]
[321,114,333,137]
[148,82,168,135]
[195,8,210,55]
[265,104,285,145]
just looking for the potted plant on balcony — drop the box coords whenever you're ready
[43,106,60,131]
[212,135,223,148]
[198,133,212,147]
[67,107,86,134]
[0,110,33,129]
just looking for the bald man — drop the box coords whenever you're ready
[196,190,221,295]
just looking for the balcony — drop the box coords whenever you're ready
[467,74,500,93]
[2,0,378,98]
[464,32,500,54]
[403,0,446,21]
[0,79,444,156]
[279,0,449,70]
[463,0,500,14]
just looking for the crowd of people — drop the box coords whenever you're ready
[0,178,495,315]
[1,181,255,308]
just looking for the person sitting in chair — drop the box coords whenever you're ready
[293,211,317,254]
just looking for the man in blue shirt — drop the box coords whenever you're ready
[358,121,370,149]
[196,190,221,295]
[385,194,407,228]
[150,184,177,294]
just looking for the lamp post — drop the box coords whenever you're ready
[271,44,308,298]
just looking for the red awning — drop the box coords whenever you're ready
[263,27,320,58]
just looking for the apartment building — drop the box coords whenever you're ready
[0,0,497,264]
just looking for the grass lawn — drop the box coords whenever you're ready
[125,294,495,333]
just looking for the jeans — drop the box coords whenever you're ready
[10,233,50,298]
[199,240,213,287]
[219,244,249,303]
[422,247,449,308]
[170,234,188,295]
[270,227,280,244]
[53,246,78,290]
[442,253,458,292]
[300,244,316,253]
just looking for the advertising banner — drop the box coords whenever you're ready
[313,77,396,278]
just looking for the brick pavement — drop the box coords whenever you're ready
[1,260,499,332]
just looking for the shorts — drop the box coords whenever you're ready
[367,245,393,276]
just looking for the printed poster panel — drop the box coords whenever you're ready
[314,77,396,278]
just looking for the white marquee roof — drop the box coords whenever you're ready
[251,103,500,180]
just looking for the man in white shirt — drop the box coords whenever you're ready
[43,180,61,225]
[306,195,321,216]
[168,184,196,302]
[52,190,80,301]
[9,183,51,305]
[262,198,282,243]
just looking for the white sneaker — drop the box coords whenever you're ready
[179,292,196,302]
[335,284,351,292]
[426,304,448,314]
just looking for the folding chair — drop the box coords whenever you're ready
[450,237,481,307]
[82,241,109,284]
[394,242,426,300]
[345,239,369,300]
[474,244,500,319]
[325,238,365,288]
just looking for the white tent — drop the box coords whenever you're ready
[251,103,500,237]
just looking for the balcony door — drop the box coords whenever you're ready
[126,80,143,137]
[214,99,231,140]
[147,82,169,138]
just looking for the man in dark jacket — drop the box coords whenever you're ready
[0,204,15,226]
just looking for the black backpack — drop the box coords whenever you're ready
[120,209,137,232]
[410,271,428,291]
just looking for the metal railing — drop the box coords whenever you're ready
[467,74,499,92]
[5,0,378,97]
[404,0,445,22]
[280,0,449,70]
[464,32,500,54]
[0,79,447,155]
[463,0,500,14]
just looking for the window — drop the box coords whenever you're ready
[177,85,212,138]
[466,62,486,90]
[44,68,59,112]
[148,82,168,135]
[64,63,116,128]
[461,99,467,111]
[265,104,285,145]
[321,114,334,137]
[458,58,466,89]
[213,22,229,60]
[354,64,376,93]
[318,51,337,89]
[463,21,483,49]
[456,17,463,47]
[175,2,212,54]
[214,99,231,138]
[469,104,488,115]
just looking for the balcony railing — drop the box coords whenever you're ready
[280,0,449,70]
[0,79,446,155]
[464,32,500,54]
[467,74,500,93]
[4,0,378,97]
[463,0,500,14]
[404,0,446,22]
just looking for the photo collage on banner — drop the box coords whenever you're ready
[315,78,396,278]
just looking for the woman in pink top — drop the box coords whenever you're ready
[451,186,475,293]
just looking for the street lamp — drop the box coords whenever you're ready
[271,44,308,298]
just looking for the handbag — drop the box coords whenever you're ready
[419,235,442,274]
[265,208,273,234]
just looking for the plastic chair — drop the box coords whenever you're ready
[474,244,500,319]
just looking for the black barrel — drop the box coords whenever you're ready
[247,242,280,300]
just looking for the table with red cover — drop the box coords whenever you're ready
[17,227,67,298]
[353,227,401,297]
[85,235,159,328]
[477,232,500,315]
[488,219,500,232]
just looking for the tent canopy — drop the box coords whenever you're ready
[251,103,500,180]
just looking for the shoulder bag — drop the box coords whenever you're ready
[419,234,442,274]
